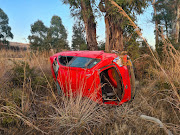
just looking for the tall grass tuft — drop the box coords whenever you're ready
[0,46,180,134]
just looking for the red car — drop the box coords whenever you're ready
[50,51,135,105]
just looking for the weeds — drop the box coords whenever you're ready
[0,10,180,133]
[0,48,179,134]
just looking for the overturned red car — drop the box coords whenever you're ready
[50,51,135,105]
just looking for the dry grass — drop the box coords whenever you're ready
[0,47,179,135]
[0,1,179,134]
[0,0,179,134]
[0,5,180,133]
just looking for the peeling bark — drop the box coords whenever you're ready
[81,0,98,50]
[99,0,124,52]
[152,0,159,48]
[105,16,110,52]
[175,3,180,43]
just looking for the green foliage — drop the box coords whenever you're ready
[28,16,69,51]
[153,0,175,29]
[98,41,105,50]
[11,61,36,86]
[124,33,140,60]
[72,22,87,50]
[0,8,13,45]
[10,61,54,92]
[0,100,19,128]
[139,40,152,55]
[126,44,140,60]
[28,20,48,50]
[49,16,69,49]
[98,0,150,52]
[50,16,67,39]
[1,116,18,128]
[62,0,96,19]
[153,0,179,56]
[106,0,150,32]
[12,89,22,107]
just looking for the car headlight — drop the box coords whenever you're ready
[113,56,123,67]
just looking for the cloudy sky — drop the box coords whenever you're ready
[0,0,155,48]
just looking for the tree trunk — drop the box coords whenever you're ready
[105,16,110,52]
[152,0,159,49]
[81,0,98,50]
[175,3,180,43]
[99,0,124,52]
[109,20,123,51]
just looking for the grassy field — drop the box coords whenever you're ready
[0,47,179,135]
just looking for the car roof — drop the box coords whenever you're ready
[53,51,117,59]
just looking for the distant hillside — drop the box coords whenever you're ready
[9,42,30,48]
[0,42,30,50]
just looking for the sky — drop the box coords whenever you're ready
[0,0,155,48]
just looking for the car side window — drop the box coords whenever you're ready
[58,56,74,66]
[69,57,92,68]
[87,59,101,68]
[58,56,100,68]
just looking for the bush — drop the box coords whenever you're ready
[11,61,35,86]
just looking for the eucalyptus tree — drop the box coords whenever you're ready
[152,0,180,52]
[0,8,13,45]
[99,0,150,52]
[171,0,180,44]
[49,15,69,49]
[62,0,98,50]
[28,20,48,50]
[152,0,159,46]
[28,16,69,50]
[72,22,87,50]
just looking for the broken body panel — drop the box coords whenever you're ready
[50,51,133,105]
